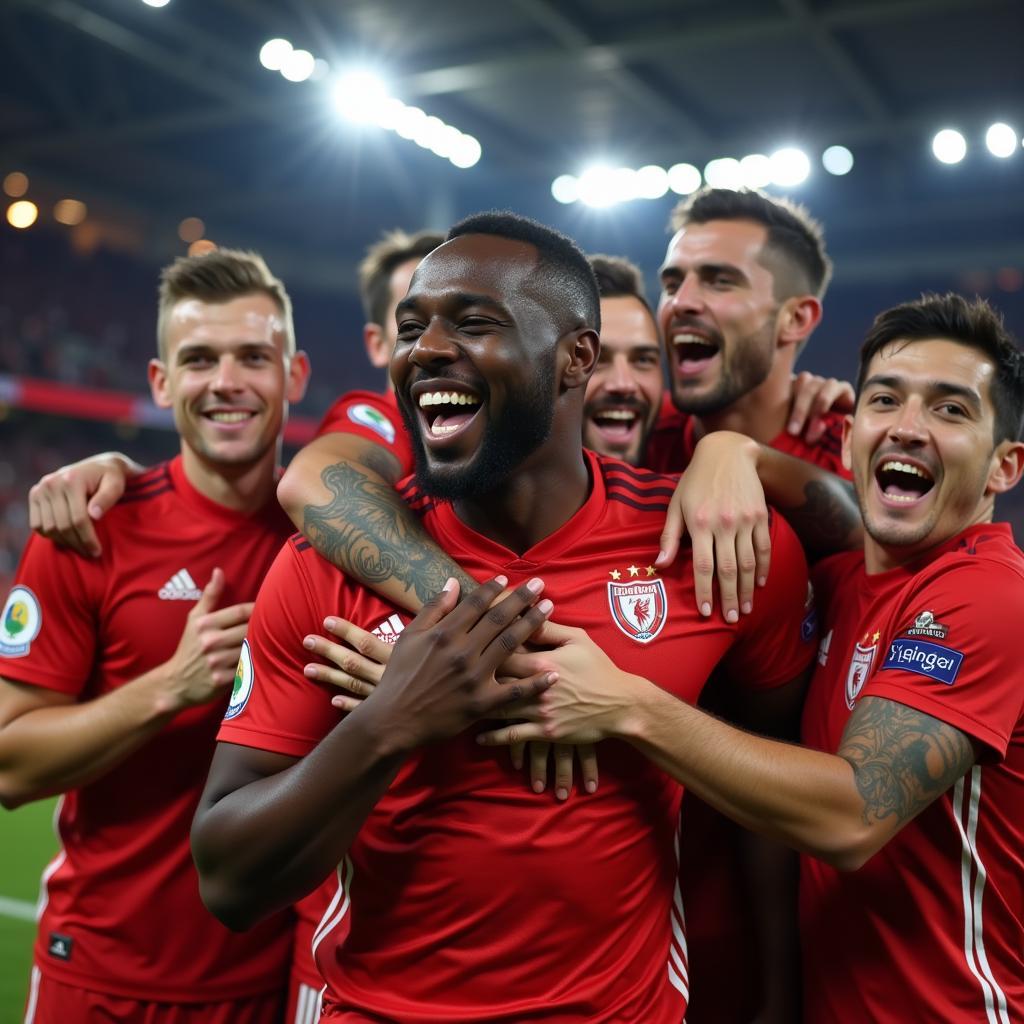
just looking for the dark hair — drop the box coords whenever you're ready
[447,210,600,332]
[671,187,831,300]
[857,292,1024,444]
[359,229,445,327]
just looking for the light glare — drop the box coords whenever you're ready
[3,172,28,198]
[985,122,1018,158]
[822,145,854,175]
[932,129,967,164]
[668,163,701,195]
[551,175,579,204]
[332,70,390,122]
[280,48,315,83]
[54,199,87,226]
[635,165,669,200]
[704,157,742,190]
[7,200,38,229]
[769,147,811,187]
[450,134,482,169]
[259,38,292,71]
[142,0,171,7]
[739,154,772,188]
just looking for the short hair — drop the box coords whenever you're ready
[447,210,600,333]
[359,229,444,327]
[856,292,1024,444]
[671,187,832,300]
[157,248,294,359]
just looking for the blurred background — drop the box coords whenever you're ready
[1,0,1023,598]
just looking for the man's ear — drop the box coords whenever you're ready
[148,358,171,408]
[986,439,1024,496]
[363,323,390,369]
[777,295,822,350]
[840,413,854,474]
[561,328,600,391]
[286,350,311,404]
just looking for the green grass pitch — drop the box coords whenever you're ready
[0,798,58,1023]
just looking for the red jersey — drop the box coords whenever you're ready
[315,389,413,476]
[0,457,294,1002]
[800,523,1024,1023]
[645,395,850,478]
[219,450,815,1023]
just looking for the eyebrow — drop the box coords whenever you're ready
[863,374,983,413]
[395,291,513,319]
[659,261,747,284]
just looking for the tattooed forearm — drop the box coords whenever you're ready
[780,479,861,559]
[302,462,475,608]
[838,696,975,827]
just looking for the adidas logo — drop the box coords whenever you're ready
[372,613,406,645]
[158,569,203,601]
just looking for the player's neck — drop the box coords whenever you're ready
[690,372,792,447]
[179,443,280,513]
[863,505,995,574]
[453,446,591,556]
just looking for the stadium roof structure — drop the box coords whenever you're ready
[1,0,1022,292]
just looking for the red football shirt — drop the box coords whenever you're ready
[315,389,413,476]
[0,457,294,1002]
[800,523,1024,1023]
[219,450,815,1023]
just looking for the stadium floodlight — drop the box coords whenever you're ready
[739,154,772,188]
[551,175,579,204]
[280,48,315,83]
[635,165,670,200]
[932,128,967,164]
[769,147,811,187]
[7,200,38,229]
[430,124,464,160]
[668,163,701,195]
[578,166,623,208]
[142,0,171,7]
[450,134,482,169]
[985,122,1018,158]
[395,105,427,140]
[822,145,854,176]
[332,70,391,122]
[704,157,743,190]
[259,38,292,72]
[413,115,444,150]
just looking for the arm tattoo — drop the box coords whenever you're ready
[784,480,861,559]
[838,696,975,828]
[302,461,474,606]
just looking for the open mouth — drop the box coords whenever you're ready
[202,409,257,426]
[874,458,935,505]
[587,406,643,445]
[671,331,720,376]
[415,386,484,445]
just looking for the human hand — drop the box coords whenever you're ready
[162,568,254,711]
[655,431,771,622]
[510,740,600,799]
[28,452,140,557]
[301,616,391,712]
[787,371,854,445]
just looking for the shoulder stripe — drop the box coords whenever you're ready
[121,463,172,503]
[607,494,671,513]
[120,484,172,504]
[604,463,679,486]
[607,479,677,499]
[288,533,313,552]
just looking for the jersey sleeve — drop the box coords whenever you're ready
[720,510,816,690]
[314,390,413,477]
[217,540,341,758]
[0,533,99,695]
[863,558,1024,759]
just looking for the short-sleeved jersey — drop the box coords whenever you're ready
[800,523,1024,1023]
[219,450,815,1023]
[644,395,850,479]
[0,457,294,1003]
[315,389,413,476]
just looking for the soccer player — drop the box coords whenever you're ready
[189,212,819,1022]
[0,250,309,1023]
[478,293,1024,1022]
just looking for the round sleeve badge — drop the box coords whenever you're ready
[224,639,254,720]
[347,403,396,444]
[1,586,42,658]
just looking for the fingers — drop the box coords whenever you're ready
[193,568,225,615]
[753,517,772,591]
[471,587,555,674]
[509,740,525,772]
[577,743,599,794]
[712,527,740,624]
[529,740,549,794]
[302,632,384,687]
[553,743,573,801]
[88,470,127,520]
[198,600,254,631]
[330,694,362,713]
[787,370,816,436]
[735,524,757,617]
[323,616,392,668]
[690,521,716,618]
[656,498,687,568]
[55,475,101,557]
[310,663,374,696]
[413,576,494,634]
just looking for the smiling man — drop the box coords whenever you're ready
[484,293,1024,1023]
[0,250,308,1023]
[190,212,817,1023]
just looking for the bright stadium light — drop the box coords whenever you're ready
[450,134,482,169]
[668,162,701,195]
[578,166,625,208]
[142,0,171,7]
[551,174,579,204]
[332,70,391,122]
[635,165,669,200]
[932,128,967,164]
[704,157,742,189]
[739,154,772,188]
[769,147,811,187]
[259,38,292,71]
[280,48,315,83]
[7,200,38,229]
[822,145,854,175]
[985,122,1018,158]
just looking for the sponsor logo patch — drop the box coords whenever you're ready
[882,638,963,685]
[902,609,949,641]
[846,632,879,709]
[224,639,254,720]
[348,403,396,444]
[48,933,73,961]
[0,585,42,658]
[608,578,667,644]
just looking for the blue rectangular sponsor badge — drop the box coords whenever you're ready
[881,638,963,685]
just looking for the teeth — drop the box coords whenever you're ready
[209,411,251,423]
[672,333,716,348]
[418,391,481,408]
[885,493,920,503]
[880,460,931,481]
[595,410,637,421]
[430,421,462,436]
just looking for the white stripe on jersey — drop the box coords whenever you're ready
[668,817,690,1003]
[23,966,40,1024]
[293,982,323,1024]
[35,797,66,922]
[954,767,1009,1024]
[312,856,354,961]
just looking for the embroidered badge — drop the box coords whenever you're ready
[607,578,668,644]
[0,585,42,658]
[347,403,396,444]
[846,631,879,709]
[224,639,254,720]
[902,610,949,641]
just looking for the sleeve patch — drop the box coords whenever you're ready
[347,403,396,444]
[881,638,963,685]
[223,639,254,720]
[0,585,42,658]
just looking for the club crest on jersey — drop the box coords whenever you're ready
[902,609,949,641]
[347,403,396,444]
[0,585,42,658]
[224,639,254,720]
[607,578,667,644]
[846,631,879,709]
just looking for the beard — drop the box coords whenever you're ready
[399,351,557,501]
